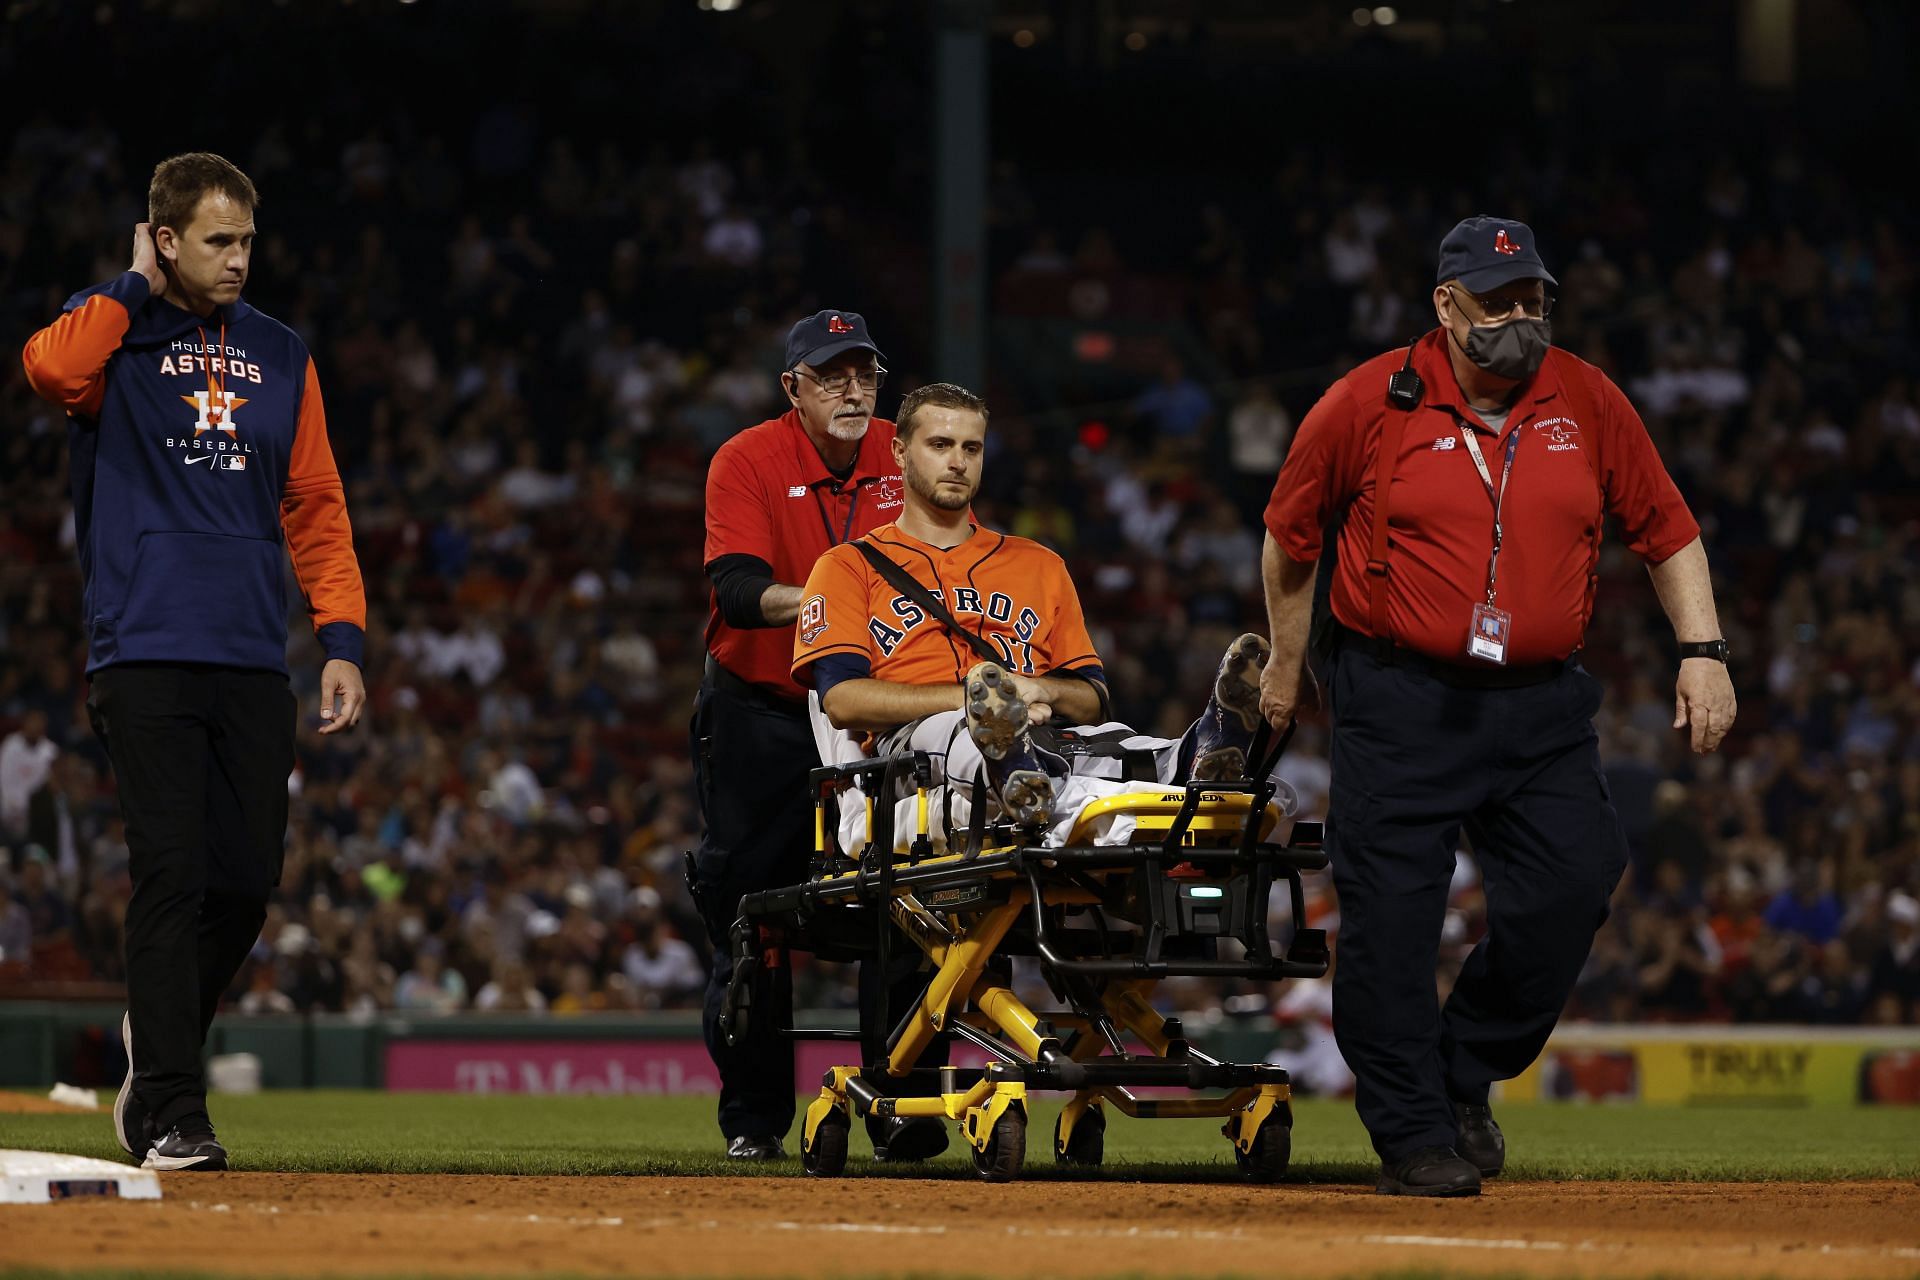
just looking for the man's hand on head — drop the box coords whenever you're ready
[131,223,168,299]
[318,659,366,735]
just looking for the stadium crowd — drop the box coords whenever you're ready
[2,102,1917,1037]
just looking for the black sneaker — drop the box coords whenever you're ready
[1376,1145,1481,1197]
[143,1120,228,1172]
[726,1134,783,1160]
[112,1012,150,1157]
[1454,1100,1505,1177]
[868,1114,949,1162]
[1190,633,1271,781]
[964,662,1054,825]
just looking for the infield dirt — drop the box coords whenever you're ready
[4,1173,1918,1278]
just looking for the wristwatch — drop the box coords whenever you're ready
[1678,639,1730,664]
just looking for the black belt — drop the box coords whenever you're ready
[1334,625,1569,690]
[703,655,809,715]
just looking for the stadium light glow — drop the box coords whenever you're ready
[1351,8,1373,26]
[1372,5,1398,23]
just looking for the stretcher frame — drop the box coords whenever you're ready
[721,724,1329,1182]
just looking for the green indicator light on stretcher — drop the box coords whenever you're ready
[1184,886,1225,899]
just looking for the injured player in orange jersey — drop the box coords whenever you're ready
[792,380,1288,853]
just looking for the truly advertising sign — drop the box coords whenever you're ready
[1501,1029,1920,1106]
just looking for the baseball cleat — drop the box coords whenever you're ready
[965,662,1054,825]
[1191,633,1271,781]
[964,662,1028,762]
[113,1011,149,1157]
[143,1120,228,1171]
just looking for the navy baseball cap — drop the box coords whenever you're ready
[1436,216,1558,292]
[784,309,886,371]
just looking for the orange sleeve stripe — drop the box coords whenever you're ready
[279,358,367,631]
[21,294,132,418]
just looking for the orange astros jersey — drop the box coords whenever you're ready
[792,523,1100,688]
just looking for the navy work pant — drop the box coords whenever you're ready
[1325,646,1628,1161]
[691,667,815,1143]
[88,663,295,1135]
[691,665,943,1144]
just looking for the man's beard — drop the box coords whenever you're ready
[906,462,975,511]
[825,408,871,442]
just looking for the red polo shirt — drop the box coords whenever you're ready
[704,410,904,698]
[1265,333,1699,665]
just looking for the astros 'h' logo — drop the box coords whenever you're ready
[180,390,248,437]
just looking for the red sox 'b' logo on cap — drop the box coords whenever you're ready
[827,315,853,334]
[1493,229,1520,255]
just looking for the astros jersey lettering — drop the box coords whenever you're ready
[792,524,1100,688]
[22,270,365,673]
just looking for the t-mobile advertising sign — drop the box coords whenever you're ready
[384,1039,995,1094]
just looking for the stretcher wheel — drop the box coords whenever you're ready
[1053,1106,1105,1167]
[803,1111,850,1177]
[972,1106,1026,1183]
[1234,1114,1291,1183]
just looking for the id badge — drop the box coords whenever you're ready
[1467,602,1512,665]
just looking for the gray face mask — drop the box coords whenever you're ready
[1457,315,1552,380]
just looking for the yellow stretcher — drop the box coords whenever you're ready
[720,724,1329,1182]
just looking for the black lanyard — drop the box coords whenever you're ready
[1458,421,1522,606]
[811,479,862,547]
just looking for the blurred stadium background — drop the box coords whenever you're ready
[0,0,1916,1109]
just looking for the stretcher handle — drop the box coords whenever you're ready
[1247,716,1295,784]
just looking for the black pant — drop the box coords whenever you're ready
[691,666,817,1142]
[1325,647,1628,1162]
[87,663,295,1133]
[692,665,937,1142]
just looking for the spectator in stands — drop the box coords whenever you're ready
[1869,893,1920,1017]
[1764,863,1845,947]
[0,710,58,843]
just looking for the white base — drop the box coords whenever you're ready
[0,1149,162,1203]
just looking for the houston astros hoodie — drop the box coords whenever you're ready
[22,271,365,674]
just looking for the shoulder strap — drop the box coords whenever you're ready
[854,539,1000,666]
[1364,392,1416,640]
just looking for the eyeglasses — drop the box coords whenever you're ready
[793,366,887,396]
[1450,284,1555,321]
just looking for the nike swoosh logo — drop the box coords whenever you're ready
[184,454,214,465]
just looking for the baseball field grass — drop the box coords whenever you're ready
[3,1090,1918,1181]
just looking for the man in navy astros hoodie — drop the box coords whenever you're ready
[22,152,366,1172]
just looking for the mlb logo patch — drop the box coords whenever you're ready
[219,454,247,470]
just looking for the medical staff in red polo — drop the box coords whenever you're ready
[22,152,366,1172]
[694,310,947,1164]
[1259,216,1737,1197]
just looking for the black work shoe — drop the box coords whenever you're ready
[964,662,1054,825]
[112,1012,150,1157]
[726,1134,783,1161]
[1376,1145,1481,1197]
[1190,633,1271,781]
[868,1114,950,1162]
[143,1120,228,1171]
[1454,1100,1505,1177]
